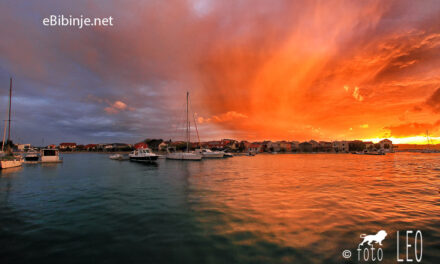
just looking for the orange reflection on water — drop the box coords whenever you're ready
[187,153,440,260]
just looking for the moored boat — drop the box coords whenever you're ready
[40,149,63,163]
[0,78,23,169]
[165,92,202,161]
[166,147,202,160]
[129,148,159,162]
[224,153,233,158]
[24,149,40,162]
[109,153,128,160]
[0,155,23,169]
[195,148,224,158]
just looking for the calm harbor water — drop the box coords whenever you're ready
[1,153,439,263]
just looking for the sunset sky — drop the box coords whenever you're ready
[1,0,440,145]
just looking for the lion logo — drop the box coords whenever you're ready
[359,230,387,247]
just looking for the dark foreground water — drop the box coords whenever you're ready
[0,153,439,264]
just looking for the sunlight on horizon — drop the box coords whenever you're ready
[362,136,440,145]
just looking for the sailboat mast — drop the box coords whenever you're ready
[186,91,189,152]
[1,120,6,152]
[7,77,12,143]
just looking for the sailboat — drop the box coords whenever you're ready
[421,130,437,153]
[166,92,202,160]
[1,78,23,169]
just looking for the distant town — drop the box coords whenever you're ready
[4,138,404,153]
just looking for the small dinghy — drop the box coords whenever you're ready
[109,154,128,160]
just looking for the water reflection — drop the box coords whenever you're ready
[0,166,23,176]
[0,153,438,263]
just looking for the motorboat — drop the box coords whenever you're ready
[195,148,224,158]
[24,149,40,162]
[224,153,233,158]
[40,149,63,163]
[109,153,128,160]
[129,148,159,162]
[166,147,202,160]
[365,150,385,155]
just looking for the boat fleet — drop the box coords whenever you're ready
[110,92,231,163]
[1,78,62,170]
[110,147,231,163]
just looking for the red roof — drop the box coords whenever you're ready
[134,142,148,149]
[85,144,97,148]
[60,143,77,146]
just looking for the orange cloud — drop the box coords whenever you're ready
[198,111,247,123]
[104,100,132,114]
[384,121,440,138]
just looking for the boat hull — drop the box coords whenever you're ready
[41,156,63,163]
[129,156,159,162]
[24,156,40,162]
[202,153,224,158]
[0,159,23,169]
[166,153,202,160]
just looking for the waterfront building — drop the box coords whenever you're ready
[318,141,332,152]
[158,142,168,151]
[246,143,261,153]
[59,142,77,151]
[348,140,366,152]
[299,142,313,152]
[309,140,320,152]
[291,141,300,152]
[84,144,98,151]
[332,141,349,152]
[279,141,292,152]
[267,141,281,152]
[379,139,393,152]
[363,141,374,150]
[17,143,31,151]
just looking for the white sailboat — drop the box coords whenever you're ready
[1,78,23,169]
[166,92,202,161]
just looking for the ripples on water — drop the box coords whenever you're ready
[0,153,439,263]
